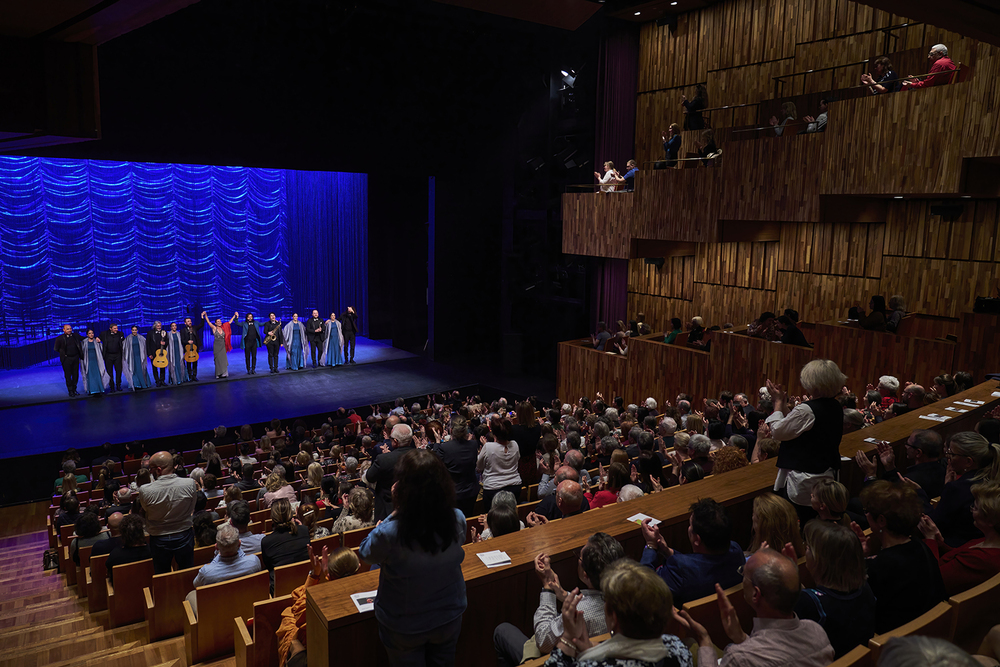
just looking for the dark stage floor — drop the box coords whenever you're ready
[1,339,486,459]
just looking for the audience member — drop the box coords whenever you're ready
[682,83,707,130]
[809,477,850,526]
[139,450,198,574]
[639,498,744,605]
[185,523,262,617]
[879,636,981,667]
[366,423,417,520]
[929,432,1000,547]
[664,317,683,344]
[331,487,376,533]
[493,533,624,667]
[712,445,749,475]
[91,511,124,558]
[359,450,467,666]
[861,56,900,94]
[477,418,521,509]
[227,499,263,554]
[795,521,876,658]
[696,128,719,164]
[903,44,957,89]
[619,159,639,192]
[261,498,310,593]
[547,559,690,666]
[586,462,628,509]
[856,481,945,632]
[478,491,525,539]
[594,161,619,193]
[803,98,829,133]
[857,295,889,331]
[747,493,805,558]
[71,509,108,565]
[682,548,834,666]
[590,321,611,351]
[662,124,681,168]
[104,485,134,518]
[531,470,590,521]
[433,416,479,518]
[106,514,151,584]
[765,359,846,521]
[770,101,797,136]
[776,315,810,347]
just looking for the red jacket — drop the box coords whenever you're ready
[909,57,957,88]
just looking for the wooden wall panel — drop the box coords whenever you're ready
[690,283,776,328]
[954,312,1000,384]
[561,193,632,259]
[713,331,813,397]
[628,337,713,411]
[880,256,1000,319]
[695,241,778,288]
[627,293,693,333]
[776,271,881,323]
[628,256,694,300]
[556,341,629,406]
[812,322,956,388]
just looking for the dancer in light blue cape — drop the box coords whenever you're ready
[282,313,308,370]
[166,323,189,385]
[80,329,109,395]
[320,312,345,367]
[122,325,152,390]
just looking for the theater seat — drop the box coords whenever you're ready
[183,569,270,664]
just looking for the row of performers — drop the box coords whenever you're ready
[52,308,359,397]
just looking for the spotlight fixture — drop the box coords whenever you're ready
[561,70,569,77]
[634,11,641,15]
[561,69,577,88]
[671,1,677,4]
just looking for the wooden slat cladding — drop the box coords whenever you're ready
[775,271,881,324]
[954,312,1000,385]
[557,341,631,407]
[628,256,695,300]
[561,193,632,259]
[713,329,814,396]
[880,256,1000,319]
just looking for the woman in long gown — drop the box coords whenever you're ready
[202,311,235,378]
[282,313,307,370]
[122,325,152,390]
[320,312,345,367]
[80,329,109,395]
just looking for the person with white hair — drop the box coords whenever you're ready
[365,423,416,520]
[645,397,658,412]
[185,522,261,616]
[878,375,900,408]
[617,484,644,502]
[903,43,957,89]
[878,636,981,667]
[765,360,847,519]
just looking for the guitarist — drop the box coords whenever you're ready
[233,311,262,375]
[263,312,283,374]
[181,315,204,382]
[146,321,169,387]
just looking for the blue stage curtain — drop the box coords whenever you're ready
[285,170,369,333]
[0,157,305,346]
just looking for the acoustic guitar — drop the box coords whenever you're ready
[184,344,199,362]
[152,348,168,368]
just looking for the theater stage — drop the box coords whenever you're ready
[1,338,480,460]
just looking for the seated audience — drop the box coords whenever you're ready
[711,445,749,475]
[298,502,329,539]
[885,294,906,332]
[861,56,900,94]
[934,373,958,398]
[770,101,797,136]
[747,493,805,558]
[589,321,611,351]
[331,487,376,533]
[71,509,108,565]
[594,161,619,193]
[261,498,310,593]
[776,315,810,347]
[920,480,1000,597]
[104,485,133,518]
[185,523,262,617]
[880,636,983,667]
[193,512,218,548]
[796,520,876,658]
[478,491,525,539]
[227,499,263,554]
[640,498,744,605]
[682,548,834,666]
[532,469,590,521]
[92,511,124,558]
[55,460,88,494]
[802,98,828,134]
[493,533,625,667]
[662,123,681,168]
[276,544,361,667]
[748,311,778,340]
[857,295,889,331]
[262,471,296,509]
[586,462,629,509]
[696,129,719,164]
[547,559,689,666]
[529,480,588,524]
[107,514,151,584]
[619,159,638,192]
[902,43,957,89]
[809,477,850,526]
[663,317,683,344]
[930,432,1000,547]
[856,481,945,633]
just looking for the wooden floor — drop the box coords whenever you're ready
[0,526,236,667]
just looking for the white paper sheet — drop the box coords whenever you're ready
[627,513,661,526]
[351,590,377,613]
[477,550,511,568]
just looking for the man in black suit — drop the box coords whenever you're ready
[54,324,83,396]
[365,423,416,520]
[101,323,126,392]
[432,417,479,518]
[262,313,283,374]
[340,306,358,364]
[305,309,324,368]
[146,322,168,387]
[181,316,204,381]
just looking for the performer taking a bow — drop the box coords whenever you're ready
[263,313,283,374]
[146,322,169,387]
[123,325,152,390]
[320,311,345,367]
[54,324,84,397]
[81,329,110,395]
[283,313,308,371]
[101,322,125,392]
[233,312,261,374]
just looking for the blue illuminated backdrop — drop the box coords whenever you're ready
[0,157,367,349]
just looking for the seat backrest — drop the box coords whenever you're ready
[250,595,294,667]
[108,557,155,627]
[147,564,200,640]
[191,570,271,663]
[311,532,342,553]
[342,525,374,549]
[88,553,110,612]
[273,559,311,598]
[827,645,872,667]
[192,544,216,567]
[868,601,955,664]
[517,500,542,523]
[948,571,1000,653]
[681,582,754,650]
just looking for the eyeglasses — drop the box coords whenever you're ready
[737,563,745,576]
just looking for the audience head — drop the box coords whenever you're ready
[393,449,458,553]
[228,500,251,530]
[679,461,705,484]
[60,492,80,515]
[190,467,205,488]
[688,498,732,554]
[270,498,296,532]
[486,504,520,538]
[809,477,850,525]
[600,559,673,639]
[223,485,242,505]
[754,437,780,463]
[750,492,805,557]
[555,480,584,515]
[606,462,630,492]
[928,44,949,59]
[672,431,691,455]
[307,462,324,489]
[216,523,241,557]
[946,431,1000,481]
[743,548,800,617]
[326,547,361,580]
[685,414,704,435]
[579,532,625,590]
[346,487,374,522]
[116,485,132,505]
[878,375,900,395]
[934,373,957,397]
[954,371,973,393]
[74,510,102,539]
[870,295,887,313]
[907,429,943,461]
[802,520,865,592]
[976,417,1000,446]
[265,472,287,492]
[873,55,894,74]
[780,101,797,119]
[149,451,174,477]
[800,359,847,398]
[120,514,147,547]
[878,635,979,667]
[617,484,644,502]
[193,513,218,547]
[860,480,922,538]
[689,434,711,458]
[712,446,749,474]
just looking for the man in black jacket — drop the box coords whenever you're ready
[101,323,126,392]
[262,313,283,374]
[432,417,479,518]
[181,316,204,381]
[305,310,324,368]
[54,324,83,396]
[340,306,358,364]
[146,322,169,387]
[365,423,415,520]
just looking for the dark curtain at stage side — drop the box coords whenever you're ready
[284,170,368,335]
[594,21,639,165]
[592,258,628,328]
[0,156,291,345]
